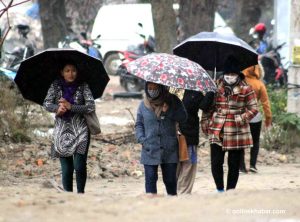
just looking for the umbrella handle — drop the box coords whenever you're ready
[214,67,216,81]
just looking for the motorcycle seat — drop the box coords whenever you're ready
[129,55,142,59]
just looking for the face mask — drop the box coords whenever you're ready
[148,89,160,98]
[224,75,238,85]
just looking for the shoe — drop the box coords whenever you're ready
[239,168,248,174]
[249,166,258,173]
[217,189,225,193]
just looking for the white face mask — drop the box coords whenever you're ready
[224,75,239,85]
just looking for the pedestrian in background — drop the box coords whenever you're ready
[240,64,272,173]
[177,90,215,194]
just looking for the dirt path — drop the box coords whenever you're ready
[0,164,300,222]
[1,76,300,221]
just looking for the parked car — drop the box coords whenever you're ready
[91,4,155,75]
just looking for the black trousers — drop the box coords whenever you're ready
[210,144,242,190]
[240,121,262,169]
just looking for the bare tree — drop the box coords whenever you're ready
[178,0,216,42]
[39,0,68,48]
[150,0,177,53]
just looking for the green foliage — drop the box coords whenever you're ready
[267,86,287,120]
[11,131,32,143]
[277,112,300,132]
[262,87,300,152]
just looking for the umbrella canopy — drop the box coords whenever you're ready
[14,48,109,105]
[173,31,258,72]
[126,53,217,93]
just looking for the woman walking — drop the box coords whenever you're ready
[177,90,215,194]
[240,64,272,173]
[201,56,258,192]
[43,60,95,193]
[135,82,187,196]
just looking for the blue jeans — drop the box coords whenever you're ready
[144,163,177,195]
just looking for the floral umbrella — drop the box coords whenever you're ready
[126,53,217,93]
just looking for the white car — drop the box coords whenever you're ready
[91,4,154,75]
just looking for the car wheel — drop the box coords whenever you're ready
[104,53,122,75]
[125,80,142,92]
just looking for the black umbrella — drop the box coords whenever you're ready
[173,32,258,72]
[14,48,109,105]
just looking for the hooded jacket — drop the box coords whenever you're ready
[242,65,272,126]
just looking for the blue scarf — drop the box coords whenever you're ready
[60,79,78,120]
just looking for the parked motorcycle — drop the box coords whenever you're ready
[118,32,155,92]
[1,24,35,70]
[58,32,102,59]
[259,42,287,87]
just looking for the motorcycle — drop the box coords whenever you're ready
[1,24,35,70]
[259,42,287,87]
[118,32,155,92]
[58,32,102,59]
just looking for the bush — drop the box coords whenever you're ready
[0,78,31,143]
[261,87,300,152]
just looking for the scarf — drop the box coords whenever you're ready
[223,76,241,97]
[60,79,78,120]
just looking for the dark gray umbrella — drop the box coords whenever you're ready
[173,32,258,72]
[14,48,109,105]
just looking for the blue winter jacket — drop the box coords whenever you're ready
[135,94,187,165]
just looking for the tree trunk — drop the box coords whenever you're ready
[178,0,216,42]
[222,0,273,43]
[150,0,177,53]
[39,0,68,48]
[65,0,103,35]
[232,1,262,43]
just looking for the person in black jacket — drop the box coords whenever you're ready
[177,90,215,194]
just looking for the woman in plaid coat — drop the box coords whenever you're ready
[201,56,258,192]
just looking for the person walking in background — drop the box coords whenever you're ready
[239,64,272,173]
[135,82,187,196]
[43,60,95,193]
[201,56,258,192]
[177,90,215,194]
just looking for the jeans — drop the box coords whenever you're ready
[60,151,89,193]
[59,135,90,193]
[144,163,177,195]
[211,144,242,190]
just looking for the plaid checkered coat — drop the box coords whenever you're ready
[201,78,258,150]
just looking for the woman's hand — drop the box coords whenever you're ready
[59,98,71,110]
[56,104,67,116]
[201,121,209,136]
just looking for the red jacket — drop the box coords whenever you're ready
[201,79,258,150]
